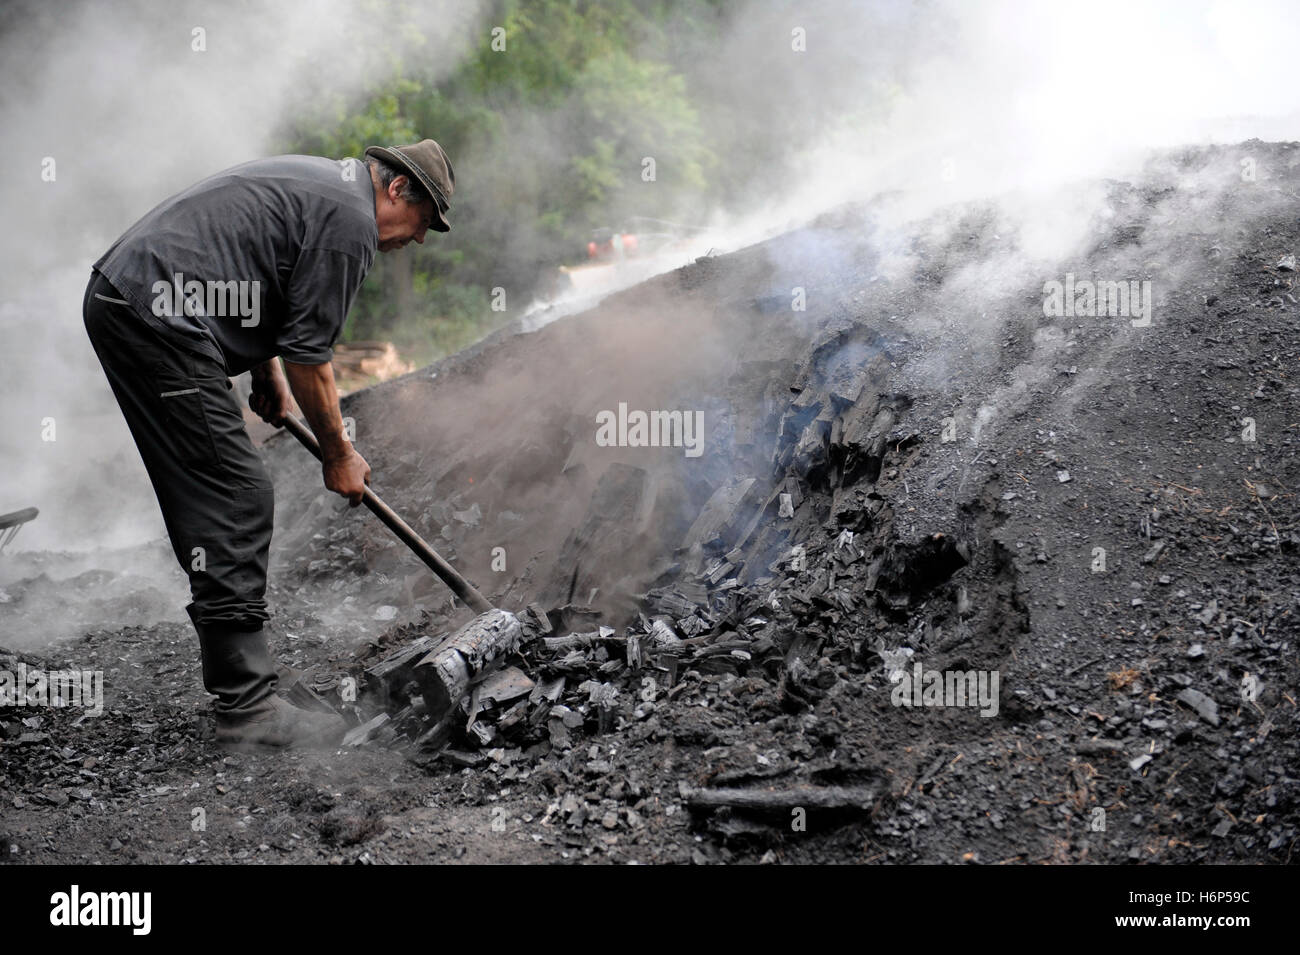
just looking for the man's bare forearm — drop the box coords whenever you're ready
[282,359,370,505]
[283,360,351,460]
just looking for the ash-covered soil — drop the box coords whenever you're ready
[3,141,1298,864]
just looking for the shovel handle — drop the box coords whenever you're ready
[281,415,493,614]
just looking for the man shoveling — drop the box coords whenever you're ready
[82,139,455,747]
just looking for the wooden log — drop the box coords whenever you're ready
[414,610,523,719]
[683,784,876,815]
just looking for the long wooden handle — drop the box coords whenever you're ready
[281,415,493,614]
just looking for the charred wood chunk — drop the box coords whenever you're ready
[684,478,761,552]
[683,784,876,817]
[414,610,523,721]
[365,634,441,706]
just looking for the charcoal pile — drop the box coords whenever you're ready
[255,144,1300,862]
[298,271,1029,851]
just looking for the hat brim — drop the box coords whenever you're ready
[365,146,451,232]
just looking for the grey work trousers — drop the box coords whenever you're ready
[82,269,274,632]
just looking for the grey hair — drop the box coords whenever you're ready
[366,155,431,204]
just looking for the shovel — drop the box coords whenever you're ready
[282,415,524,719]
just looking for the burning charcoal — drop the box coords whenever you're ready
[550,605,604,632]
[652,655,680,687]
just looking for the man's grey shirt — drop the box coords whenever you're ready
[94,155,377,375]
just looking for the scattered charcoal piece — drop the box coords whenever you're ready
[1142,540,1167,564]
[684,478,762,552]
[495,699,529,733]
[1175,687,1220,726]
[652,591,697,618]
[472,666,535,712]
[342,713,390,747]
[683,784,876,817]
[706,560,735,585]
[364,634,441,703]
[1076,739,1127,757]
[441,748,488,769]
[522,604,553,635]
[649,619,682,648]
[529,676,565,705]
[548,605,604,633]
[543,629,622,653]
[278,668,343,715]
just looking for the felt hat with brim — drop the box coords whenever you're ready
[364,138,456,232]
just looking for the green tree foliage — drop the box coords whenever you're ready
[276,0,818,366]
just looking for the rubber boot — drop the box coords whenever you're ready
[194,623,345,748]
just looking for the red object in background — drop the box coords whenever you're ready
[586,229,639,261]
